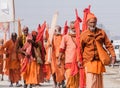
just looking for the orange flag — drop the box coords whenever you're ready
[82,5,91,32]
[63,21,69,35]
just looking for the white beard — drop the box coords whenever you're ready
[55,32,61,35]
[69,29,76,35]
[89,27,96,31]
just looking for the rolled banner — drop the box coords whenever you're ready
[47,12,59,63]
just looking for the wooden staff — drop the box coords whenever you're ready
[47,11,59,62]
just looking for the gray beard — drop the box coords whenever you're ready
[89,27,96,31]
[55,32,61,35]
[69,30,76,35]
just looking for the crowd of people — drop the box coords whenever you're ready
[0,11,116,88]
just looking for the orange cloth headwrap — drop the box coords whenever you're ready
[32,31,37,36]
[86,13,97,22]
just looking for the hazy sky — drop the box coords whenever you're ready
[15,0,120,36]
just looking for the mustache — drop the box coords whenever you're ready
[89,26,96,31]
[55,32,61,34]
[69,30,76,34]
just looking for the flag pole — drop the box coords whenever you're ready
[12,0,15,32]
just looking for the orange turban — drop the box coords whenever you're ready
[32,31,37,36]
[86,12,97,22]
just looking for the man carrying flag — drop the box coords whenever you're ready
[51,25,65,88]
[58,21,79,88]
[82,5,91,32]
[80,12,116,88]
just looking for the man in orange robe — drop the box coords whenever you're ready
[58,22,79,88]
[16,26,31,87]
[3,33,21,87]
[21,31,44,88]
[32,31,45,84]
[0,39,4,81]
[51,25,65,88]
[80,13,116,88]
[17,26,30,49]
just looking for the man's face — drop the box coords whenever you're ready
[32,35,37,41]
[69,28,76,35]
[54,26,61,35]
[23,30,28,36]
[12,35,17,41]
[70,23,74,29]
[87,18,97,31]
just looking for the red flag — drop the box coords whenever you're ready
[37,24,41,31]
[74,9,85,88]
[71,9,82,76]
[82,5,91,32]
[36,21,46,63]
[74,9,82,62]
[63,21,69,35]
[36,21,46,42]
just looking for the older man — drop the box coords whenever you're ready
[16,26,30,87]
[58,21,79,88]
[17,26,29,48]
[80,13,116,88]
[51,25,65,88]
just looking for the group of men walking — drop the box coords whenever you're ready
[0,12,116,88]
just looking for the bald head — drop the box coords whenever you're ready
[54,25,61,35]
[11,32,17,42]
[23,26,29,36]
